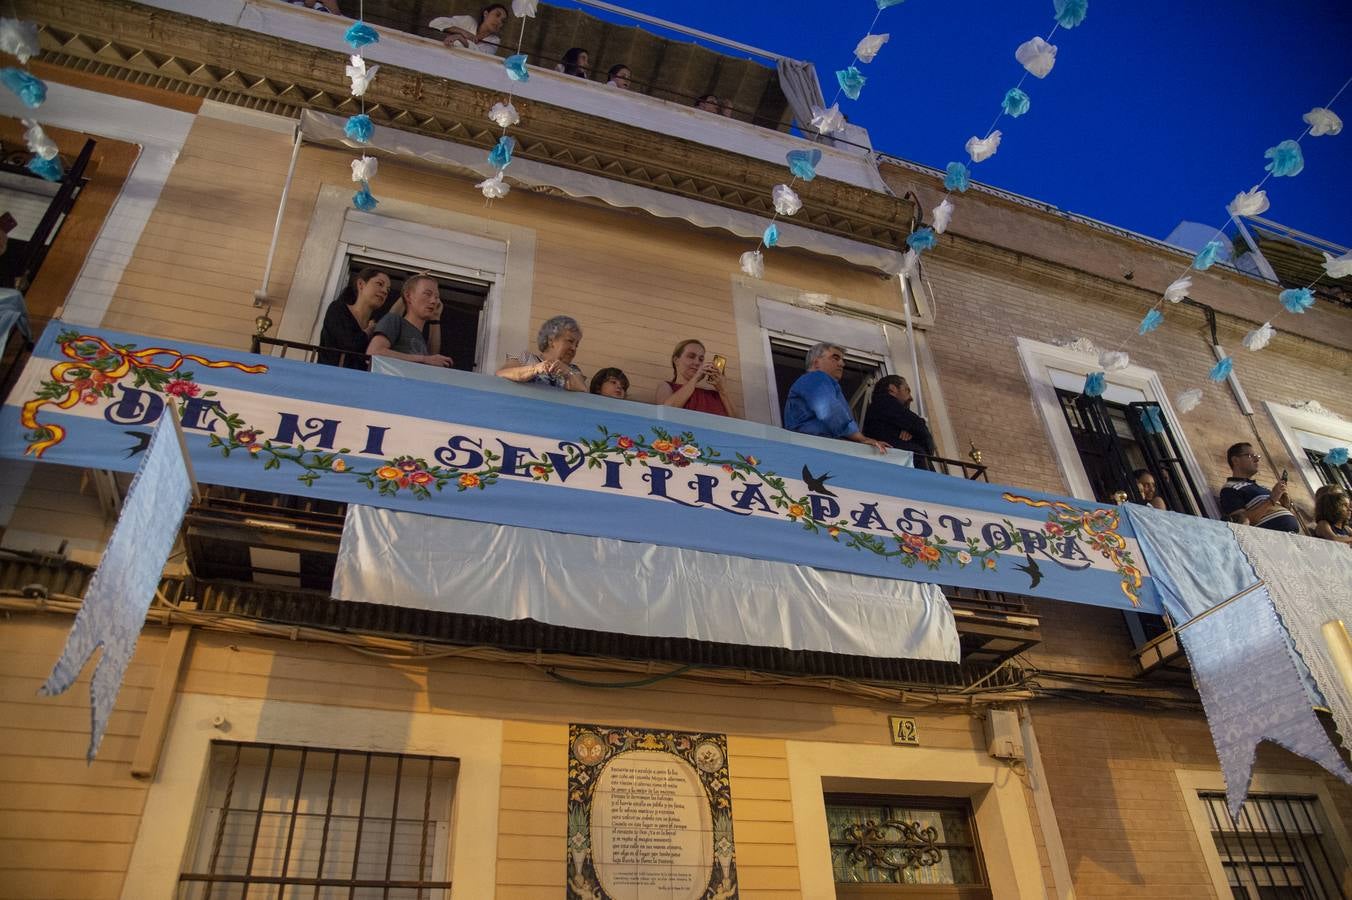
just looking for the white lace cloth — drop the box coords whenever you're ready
[1229,524,1352,747]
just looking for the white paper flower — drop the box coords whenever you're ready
[476,171,510,199]
[0,18,39,65]
[1303,107,1343,137]
[1015,36,1057,78]
[511,0,539,17]
[965,131,1001,163]
[772,184,802,217]
[1226,186,1269,218]
[1176,388,1203,414]
[488,101,520,128]
[1243,322,1274,351]
[740,249,764,279]
[22,118,56,160]
[1163,275,1192,304]
[1323,250,1352,280]
[809,103,846,136]
[932,197,954,234]
[900,249,919,277]
[1098,350,1130,372]
[854,33,890,64]
[350,155,378,182]
[345,55,379,97]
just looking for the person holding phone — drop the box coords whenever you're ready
[656,339,735,417]
[1218,442,1301,533]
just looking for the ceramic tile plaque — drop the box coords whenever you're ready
[567,724,737,899]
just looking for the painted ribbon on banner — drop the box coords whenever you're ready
[1,324,1160,612]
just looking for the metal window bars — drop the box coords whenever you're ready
[1200,791,1348,900]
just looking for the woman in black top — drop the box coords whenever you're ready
[318,267,390,369]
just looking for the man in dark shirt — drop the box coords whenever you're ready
[1218,442,1301,533]
[863,375,935,466]
[367,274,453,367]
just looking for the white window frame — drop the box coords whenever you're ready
[1016,337,1220,517]
[276,185,537,376]
[1264,400,1352,496]
[1175,768,1352,899]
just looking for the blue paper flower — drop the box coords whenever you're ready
[1141,406,1165,435]
[1208,356,1233,382]
[763,223,779,247]
[836,66,866,101]
[343,20,379,50]
[1192,240,1222,271]
[1084,372,1106,397]
[1279,287,1315,314]
[344,113,374,144]
[1138,308,1163,334]
[943,162,970,193]
[906,227,937,253]
[26,154,62,182]
[1002,87,1031,118]
[1264,140,1304,177]
[0,68,45,108]
[876,0,905,8]
[504,54,530,83]
[1053,0,1088,28]
[786,148,821,181]
[488,135,517,170]
[1325,447,1350,466]
[352,183,378,211]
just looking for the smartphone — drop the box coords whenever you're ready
[0,212,16,234]
[712,354,726,375]
[1280,468,1288,482]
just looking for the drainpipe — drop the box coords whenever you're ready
[254,125,304,311]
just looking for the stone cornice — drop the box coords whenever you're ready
[22,0,915,255]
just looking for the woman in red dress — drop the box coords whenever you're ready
[655,339,735,417]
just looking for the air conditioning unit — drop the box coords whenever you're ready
[985,709,1025,761]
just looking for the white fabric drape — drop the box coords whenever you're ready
[334,506,959,661]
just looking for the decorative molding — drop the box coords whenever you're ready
[1290,399,1347,421]
[1051,337,1099,356]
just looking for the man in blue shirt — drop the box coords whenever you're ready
[783,343,889,453]
[1218,442,1301,533]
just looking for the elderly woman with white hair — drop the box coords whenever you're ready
[496,315,587,391]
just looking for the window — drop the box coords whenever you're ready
[1305,448,1352,492]
[1199,791,1348,900]
[180,741,457,899]
[825,794,990,897]
[769,335,888,430]
[1262,401,1352,499]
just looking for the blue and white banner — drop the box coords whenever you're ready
[1,324,1160,612]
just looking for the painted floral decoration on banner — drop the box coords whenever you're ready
[1003,492,1143,605]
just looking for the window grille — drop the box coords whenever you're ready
[1305,448,1352,492]
[179,741,457,899]
[824,794,990,896]
[1200,791,1349,900]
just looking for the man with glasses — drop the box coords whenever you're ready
[1219,442,1301,533]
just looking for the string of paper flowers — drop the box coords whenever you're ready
[0,18,61,183]
[1082,77,1349,415]
[901,0,1088,278]
[342,6,381,211]
[739,0,909,280]
[477,0,540,201]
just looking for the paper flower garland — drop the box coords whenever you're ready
[854,34,890,64]
[1242,322,1274,351]
[1264,139,1304,177]
[876,0,906,8]
[786,148,822,181]
[944,162,971,192]
[489,101,520,128]
[352,183,378,211]
[1098,350,1129,372]
[350,156,378,182]
[1163,275,1192,303]
[345,55,379,97]
[809,104,846,135]
[1324,251,1352,279]
[1141,406,1165,434]
[22,119,56,159]
[0,18,39,64]
[1303,107,1342,137]
[740,250,764,278]
[1053,0,1089,28]
[1002,88,1031,118]
[1208,357,1233,382]
[504,54,530,82]
[511,0,539,16]
[763,223,779,247]
[1138,309,1163,334]
[965,131,1002,163]
[1226,187,1269,218]
[26,155,62,181]
[344,113,373,143]
[1016,37,1057,78]
[1176,388,1203,414]
[487,135,516,170]
[476,171,510,199]
[1192,240,1222,271]
[933,197,954,234]
[343,21,379,49]
[341,21,382,210]
[906,227,937,253]
[0,67,45,108]
[772,184,802,216]
[1326,447,1350,466]
[836,66,866,101]
[1279,287,1314,314]
[1083,372,1106,397]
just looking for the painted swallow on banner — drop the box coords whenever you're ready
[123,430,151,458]
[1015,554,1043,589]
[801,465,836,497]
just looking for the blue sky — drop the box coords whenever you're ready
[570,0,1352,247]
